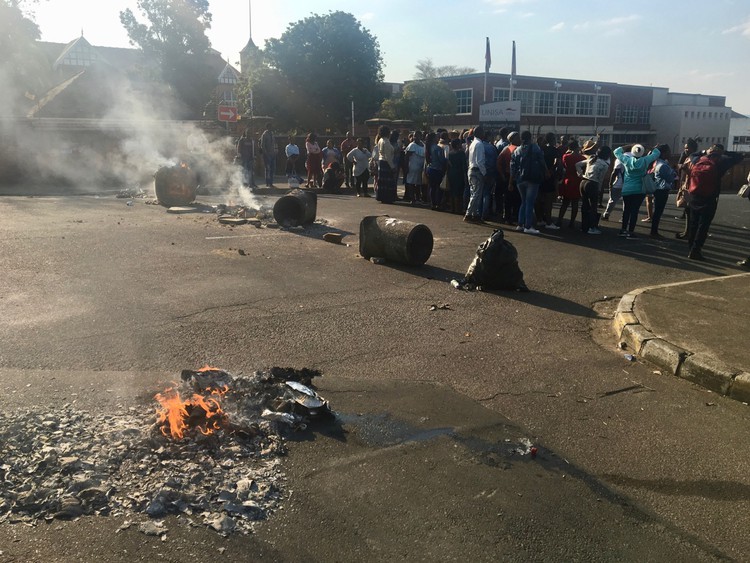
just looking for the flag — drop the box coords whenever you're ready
[485,37,491,73]
[511,40,516,78]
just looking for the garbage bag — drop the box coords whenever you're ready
[462,229,527,291]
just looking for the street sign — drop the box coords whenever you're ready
[479,101,521,124]
[217,105,238,122]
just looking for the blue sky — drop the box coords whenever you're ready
[29,0,750,114]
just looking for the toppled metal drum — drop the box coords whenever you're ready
[272,189,317,227]
[154,164,198,207]
[359,215,433,266]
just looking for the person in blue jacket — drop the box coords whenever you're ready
[612,143,660,238]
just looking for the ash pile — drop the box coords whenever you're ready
[0,367,333,537]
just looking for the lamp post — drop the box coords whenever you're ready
[553,81,562,133]
[593,83,602,136]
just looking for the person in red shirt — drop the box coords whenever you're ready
[556,140,585,229]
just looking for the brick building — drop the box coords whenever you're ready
[420,72,731,151]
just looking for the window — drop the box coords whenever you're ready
[576,94,594,116]
[222,91,236,103]
[638,106,650,124]
[684,111,689,118]
[596,95,610,117]
[455,89,473,114]
[513,90,534,114]
[620,104,638,124]
[733,136,750,144]
[492,88,509,102]
[535,91,555,115]
[691,111,695,118]
[558,93,575,115]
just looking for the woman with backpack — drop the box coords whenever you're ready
[510,131,547,234]
[612,143,661,238]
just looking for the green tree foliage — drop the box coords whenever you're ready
[120,0,218,117]
[414,59,475,80]
[259,11,385,132]
[0,0,48,115]
[378,79,457,129]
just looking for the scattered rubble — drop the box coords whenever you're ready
[0,366,333,536]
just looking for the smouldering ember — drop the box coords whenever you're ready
[0,367,333,536]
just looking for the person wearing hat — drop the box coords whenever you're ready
[612,143,661,238]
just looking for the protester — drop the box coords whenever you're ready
[675,138,699,239]
[404,131,426,205]
[285,136,300,180]
[576,146,611,234]
[305,133,323,188]
[425,132,448,210]
[464,125,487,223]
[685,144,744,260]
[259,123,277,188]
[510,131,546,234]
[497,131,521,224]
[346,137,372,197]
[738,170,750,269]
[557,140,585,229]
[446,138,467,214]
[536,132,561,230]
[648,144,676,238]
[236,129,255,187]
[612,143,661,238]
[322,139,342,171]
[602,152,626,222]
[376,125,398,203]
[340,132,357,189]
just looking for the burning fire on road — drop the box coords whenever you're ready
[0,366,334,537]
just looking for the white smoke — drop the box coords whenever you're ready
[1,57,259,210]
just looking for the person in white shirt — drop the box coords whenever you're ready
[346,138,372,197]
[285,136,300,179]
[464,126,487,223]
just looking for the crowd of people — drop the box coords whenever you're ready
[237,123,748,265]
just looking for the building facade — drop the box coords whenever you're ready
[421,72,732,151]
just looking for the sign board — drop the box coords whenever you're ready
[217,105,238,122]
[479,101,521,125]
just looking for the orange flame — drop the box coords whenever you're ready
[197,365,222,372]
[155,385,228,440]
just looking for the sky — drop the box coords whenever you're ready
[26,0,750,115]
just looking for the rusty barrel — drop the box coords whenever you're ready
[273,189,317,227]
[359,216,433,266]
[154,164,198,207]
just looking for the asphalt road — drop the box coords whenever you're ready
[1,188,749,561]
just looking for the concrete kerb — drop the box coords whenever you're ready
[612,273,750,403]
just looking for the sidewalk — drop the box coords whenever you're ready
[613,273,750,402]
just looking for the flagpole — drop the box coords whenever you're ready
[484,37,491,103]
[509,40,516,102]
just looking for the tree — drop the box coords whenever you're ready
[377,79,457,129]
[0,0,48,115]
[120,0,218,117]
[260,11,385,132]
[414,59,475,80]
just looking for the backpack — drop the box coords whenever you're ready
[688,155,720,197]
[518,144,545,184]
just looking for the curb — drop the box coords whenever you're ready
[612,274,750,403]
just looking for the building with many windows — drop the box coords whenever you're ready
[729,111,750,153]
[422,72,731,151]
